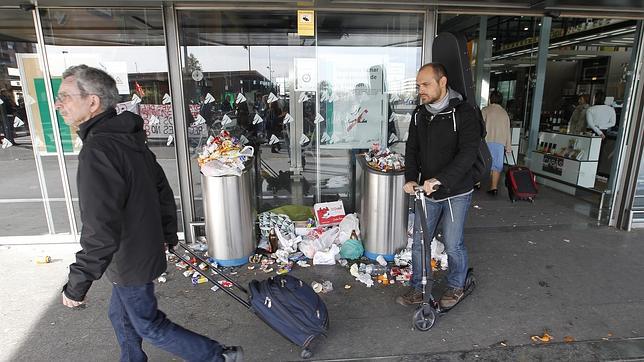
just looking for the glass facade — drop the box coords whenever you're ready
[438,14,639,216]
[176,10,423,221]
[40,8,182,231]
[0,5,643,235]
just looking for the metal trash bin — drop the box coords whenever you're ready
[201,162,256,266]
[356,156,408,261]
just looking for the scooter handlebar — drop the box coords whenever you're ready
[414,184,440,195]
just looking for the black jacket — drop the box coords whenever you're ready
[63,109,178,301]
[404,96,482,200]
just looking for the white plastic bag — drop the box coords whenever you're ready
[299,238,318,259]
[318,227,340,248]
[313,244,340,265]
[337,213,360,245]
[201,159,243,177]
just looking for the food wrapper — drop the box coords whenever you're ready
[198,130,254,176]
[363,143,405,172]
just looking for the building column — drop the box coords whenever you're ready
[475,16,489,108]
[422,9,437,64]
[526,17,552,163]
[163,5,196,242]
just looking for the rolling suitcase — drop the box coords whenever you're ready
[171,244,328,359]
[505,152,538,203]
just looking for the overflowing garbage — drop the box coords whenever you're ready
[364,143,405,172]
[165,200,450,295]
[198,130,254,177]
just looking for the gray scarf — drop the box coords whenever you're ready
[424,87,463,115]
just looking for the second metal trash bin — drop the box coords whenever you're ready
[356,156,408,261]
[201,162,256,266]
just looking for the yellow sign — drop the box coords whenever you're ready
[297,10,314,37]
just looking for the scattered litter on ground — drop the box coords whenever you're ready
[35,256,52,264]
[531,331,553,343]
[311,281,333,294]
[344,285,351,289]
[473,205,482,209]
[563,336,575,343]
[157,272,167,283]
[217,280,233,288]
[563,239,571,243]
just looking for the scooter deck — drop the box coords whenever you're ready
[437,268,476,313]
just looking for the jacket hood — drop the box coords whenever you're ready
[78,109,147,152]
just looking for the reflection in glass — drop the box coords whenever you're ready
[0,9,59,235]
[39,8,182,231]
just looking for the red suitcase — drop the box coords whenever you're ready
[505,165,538,202]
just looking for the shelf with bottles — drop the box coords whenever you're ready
[540,110,568,133]
[535,131,601,162]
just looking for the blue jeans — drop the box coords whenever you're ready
[411,192,472,291]
[108,282,223,362]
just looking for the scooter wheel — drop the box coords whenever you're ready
[300,348,313,359]
[412,304,436,331]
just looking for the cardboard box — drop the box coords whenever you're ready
[313,200,345,226]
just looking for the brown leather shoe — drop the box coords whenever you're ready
[439,287,464,309]
[396,288,423,306]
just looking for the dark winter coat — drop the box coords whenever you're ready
[63,109,178,301]
[404,96,482,200]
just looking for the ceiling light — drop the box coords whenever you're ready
[492,37,497,40]
[523,27,529,31]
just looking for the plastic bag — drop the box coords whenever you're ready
[201,159,243,177]
[339,238,364,260]
[338,213,360,244]
[318,227,340,249]
[299,239,316,259]
[313,244,340,265]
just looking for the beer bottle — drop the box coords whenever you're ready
[268,228,279,253]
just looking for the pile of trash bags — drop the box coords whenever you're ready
[257,211,363,266]
[198,130,254,177]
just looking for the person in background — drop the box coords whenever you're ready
[586,91,616,139]
[568,94,589,134]
[481,90,511,196]
[57,65,242,362]
[0,88,17,145]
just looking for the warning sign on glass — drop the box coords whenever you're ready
[297,10,314,36]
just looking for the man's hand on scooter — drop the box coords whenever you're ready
[403,181,419,195]
[423,178,441,196]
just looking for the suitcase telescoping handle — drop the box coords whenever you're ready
[505,150,517,165]
[170,243,251,309]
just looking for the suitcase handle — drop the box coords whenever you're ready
[171,244,251,309]
[504,150,517,165]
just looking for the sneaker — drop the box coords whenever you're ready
[439,287,464,309]
[395,288,423,306]
[222,346,243,362]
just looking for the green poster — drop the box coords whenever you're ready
[34,78,74,153]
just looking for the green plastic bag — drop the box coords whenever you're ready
[340,238,364,260]
[268,204,314,222]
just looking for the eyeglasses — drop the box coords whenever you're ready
[55,93,85,103]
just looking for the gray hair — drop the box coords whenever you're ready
[62,65,120,111]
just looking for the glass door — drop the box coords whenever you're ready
[177,10,316,217]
